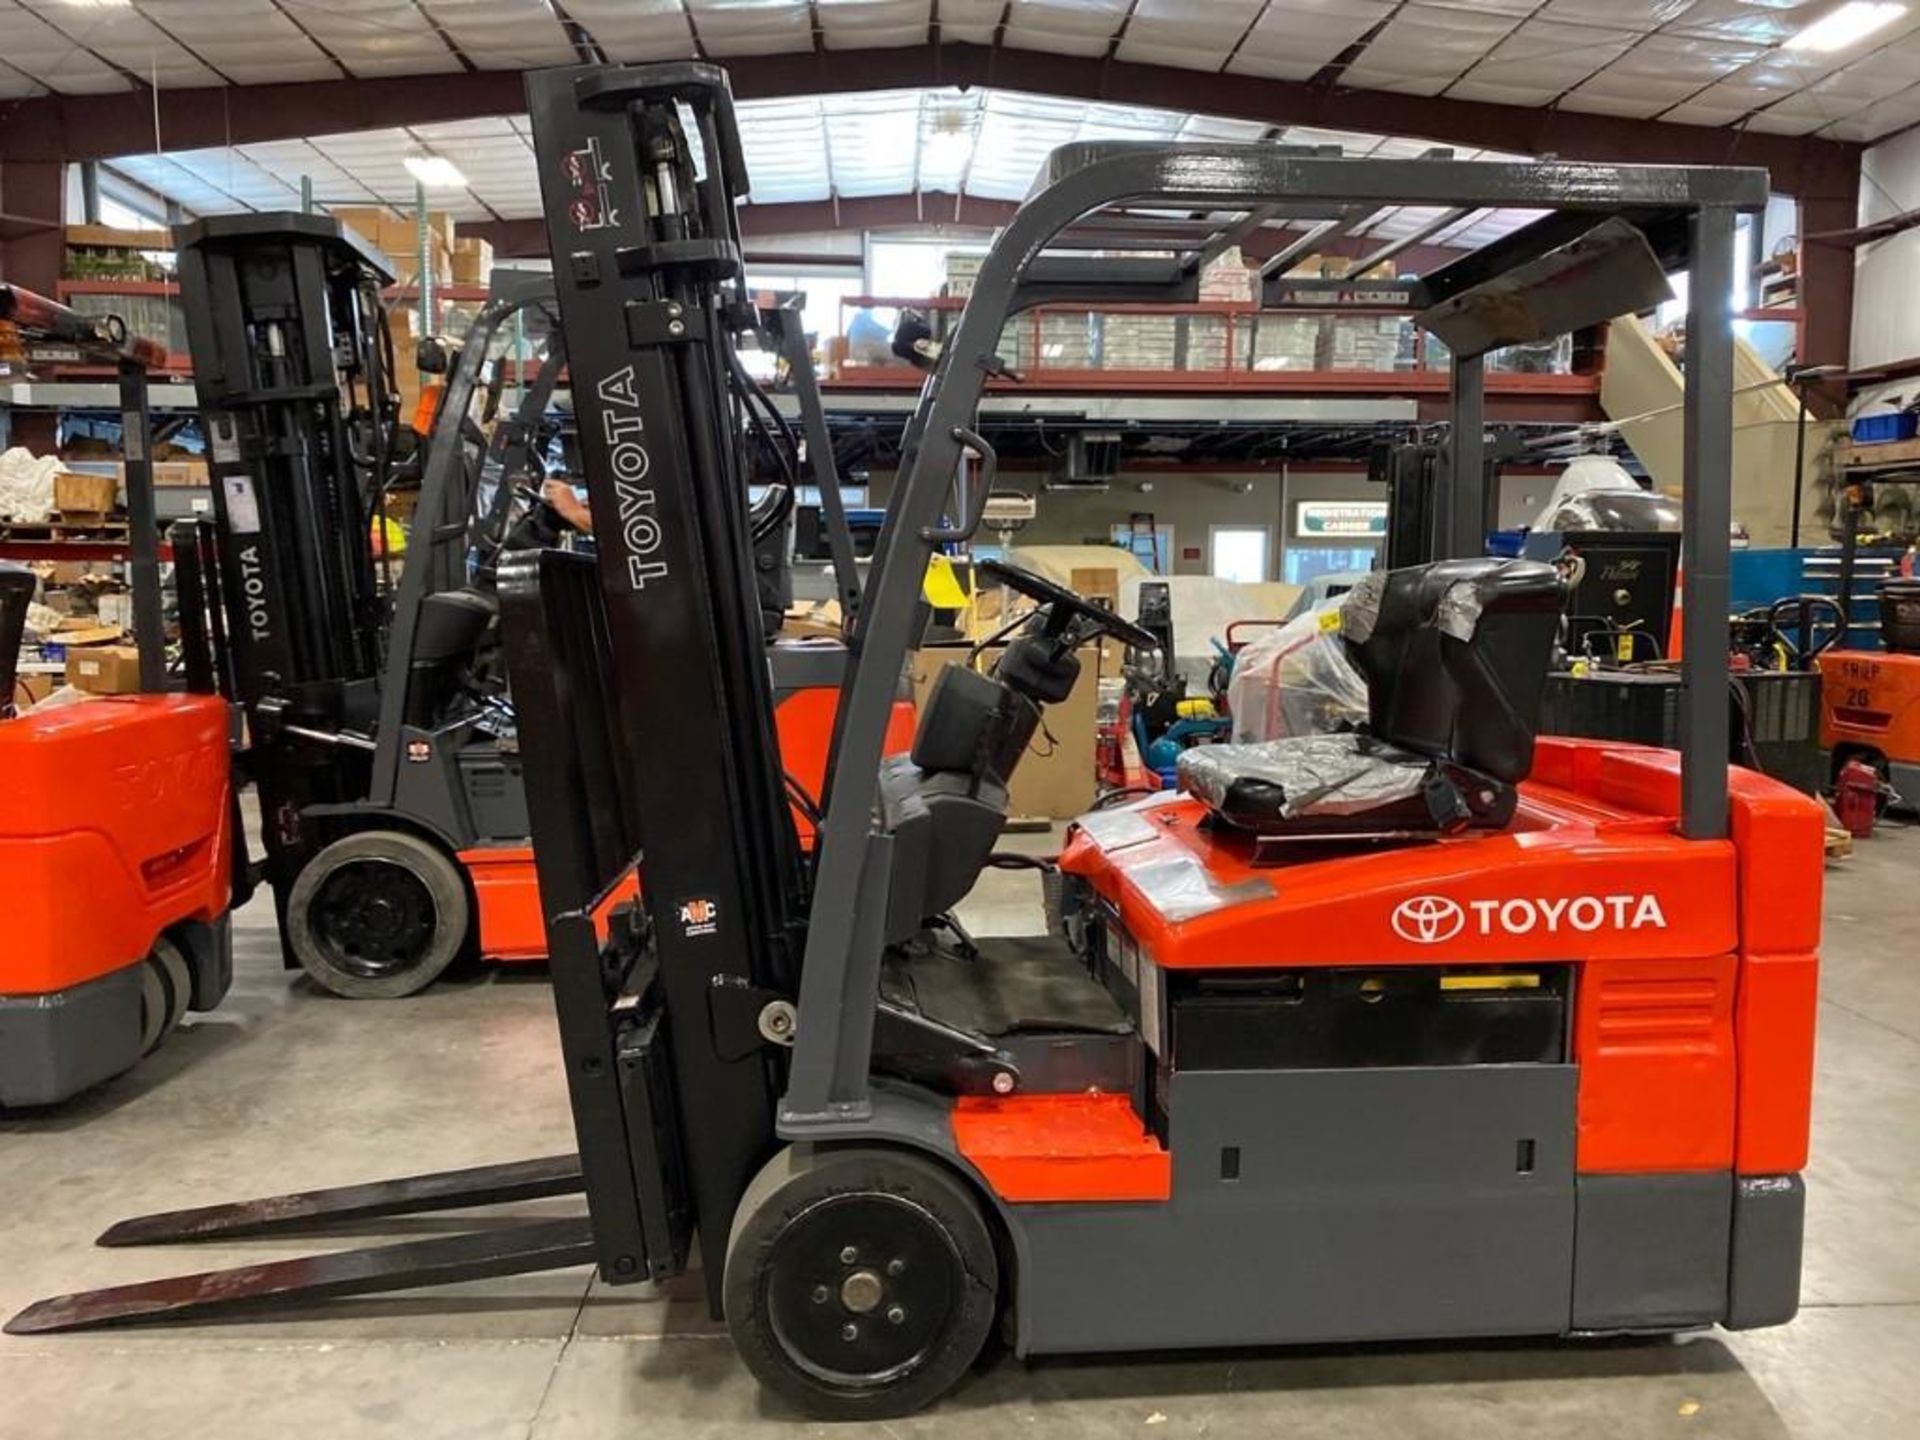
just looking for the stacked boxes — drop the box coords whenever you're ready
[451,237,494,286]
[330,206,455,284]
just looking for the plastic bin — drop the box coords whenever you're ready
[1850,411,1918,443]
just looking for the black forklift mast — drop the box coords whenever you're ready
[511,61,806,1299]
[171,215,397,907]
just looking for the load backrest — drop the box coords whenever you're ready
[1347,558,1564,783]
[1,563,35,716]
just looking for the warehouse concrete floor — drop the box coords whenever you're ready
[3,822,1918,1440]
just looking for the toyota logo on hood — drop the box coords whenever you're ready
[1392,895,1465,944]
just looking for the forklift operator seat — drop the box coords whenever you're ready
[880,637,1074,943]
[1180,559,1564,838]
[407,587,499,725]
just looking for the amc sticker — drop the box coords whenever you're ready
[677,897,719,938]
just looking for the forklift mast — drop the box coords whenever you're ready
[173,216,396,900]
[515,62,807,1296]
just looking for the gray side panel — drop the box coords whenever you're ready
[0,966,145,1106]
[1727,1173,1804,1329]
[1572,1171,1731,1330]
[1014,1066,1577,1355]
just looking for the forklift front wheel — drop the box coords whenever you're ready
[724,1145,1000,1420]
[286,831,472,1000]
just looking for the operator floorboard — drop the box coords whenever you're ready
[882,933,1132,1037]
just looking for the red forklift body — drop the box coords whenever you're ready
[0,695,234,1103]
[1051,736,1821,1184]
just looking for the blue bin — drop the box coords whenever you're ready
[1851,411,1918,443]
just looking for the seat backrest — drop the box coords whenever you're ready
[1346,558,1563,783]
[910,660,1042,793]
[1,562,35,715]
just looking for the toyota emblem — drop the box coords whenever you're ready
[1392,895,1465,944]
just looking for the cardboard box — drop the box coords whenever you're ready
[65,644,143,695]
[152,458,209,487]
[14,671,58,709]
[329,207,453,282]
[54,470,118,517]
[451,237,494,286]
[908,644,1100,819]
[1069,566,1121,609]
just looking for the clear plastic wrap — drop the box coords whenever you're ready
[1225,598,1370,744]
[1113,847,1272,923]
[1179,734,1428,822]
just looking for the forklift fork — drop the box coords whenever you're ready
[6,1156,587,1335]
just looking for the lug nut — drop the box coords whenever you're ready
[841,1322,859,1341]
[886,1305,907,1325]
[839,1246,858,1264]
[886,1258,906,1277]
[811,1285,829,1304]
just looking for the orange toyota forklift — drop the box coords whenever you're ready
[10,65,1823,1422]
[0,285,234,1105]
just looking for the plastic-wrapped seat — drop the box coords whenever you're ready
[1179,559,1564,838]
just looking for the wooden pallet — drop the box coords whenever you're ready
[1825,824,1854,859]
[1837,435,1920,471]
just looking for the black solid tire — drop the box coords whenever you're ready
[724,1146,999,1421]
[286,830,471,999]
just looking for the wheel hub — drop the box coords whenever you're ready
[764,1195,960,1387]
[839,1269,883,1314]
[311,858,438,979]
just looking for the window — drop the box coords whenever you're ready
[1284,545,1377,587]
[1109,521,1172,573]
[1209,526,1270,583]
[867,238,984,298]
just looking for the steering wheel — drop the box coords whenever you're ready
[1766,594,1846,666]
[978,557,1160,651]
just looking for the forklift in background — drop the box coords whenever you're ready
[0,284,233,1104]
[167,217,876,996]
[11,71,1824,1424]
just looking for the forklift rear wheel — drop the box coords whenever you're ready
[137,936,192,1055]
[723,1146,999,1420]
[287,831,471,1000]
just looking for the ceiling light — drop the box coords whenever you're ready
[921,128,975,173]
[1784,1,1907,52]
[404,155,467,189]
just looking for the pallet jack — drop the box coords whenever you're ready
[164,216,884,996]
[9,66,1824,1422]
[0,284,234,1104]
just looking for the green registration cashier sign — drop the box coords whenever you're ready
[1295,501,1388,539]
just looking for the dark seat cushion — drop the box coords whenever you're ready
[1176,558,1561,839]
[1178,734,1514,837]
